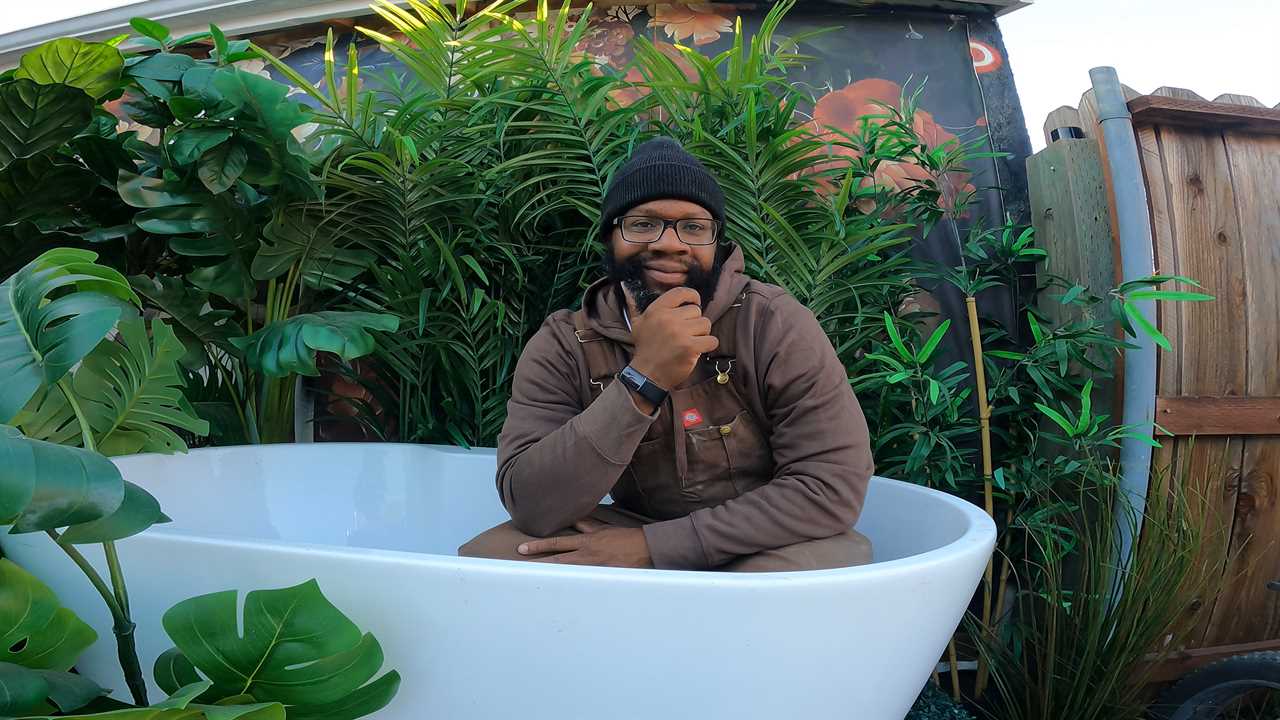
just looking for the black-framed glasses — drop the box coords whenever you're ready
[613,215,720,246]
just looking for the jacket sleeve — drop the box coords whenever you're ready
[495,317,657,537]
[642,294,873,569]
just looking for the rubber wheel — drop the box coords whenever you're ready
[1149,651,1280,720]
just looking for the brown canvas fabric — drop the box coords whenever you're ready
[459,506,872,572]
[471,244,875,570]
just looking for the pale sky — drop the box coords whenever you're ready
[1002,0,1280,150]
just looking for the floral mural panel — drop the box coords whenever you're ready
[248,1,1032,382]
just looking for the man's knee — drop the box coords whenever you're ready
[457,521,578,560]
[458,521,536,560]
[722,529,873,573]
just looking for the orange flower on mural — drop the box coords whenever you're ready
[650,4,734,46]
[804,78,976,212]
[573,18,637,67]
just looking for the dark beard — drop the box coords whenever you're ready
[602,247,723,313]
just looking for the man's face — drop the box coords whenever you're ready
[605,199,721,311]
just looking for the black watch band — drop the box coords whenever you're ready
[617,365,669,405]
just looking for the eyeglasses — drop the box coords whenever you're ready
[613,215,720,246]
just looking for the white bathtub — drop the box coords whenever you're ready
[1,443,994,720]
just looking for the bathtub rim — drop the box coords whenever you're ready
[100,442,997,584]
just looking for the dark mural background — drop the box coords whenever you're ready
[190,2,1033,371]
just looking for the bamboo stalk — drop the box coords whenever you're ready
[975,507,1015,696]
[964,295,997,699]
[948,637,962,700]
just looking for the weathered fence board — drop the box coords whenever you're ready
[1204,131,1280,643]
[1029,88,1280,653]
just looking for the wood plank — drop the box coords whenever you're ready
[1204,440,1280,644]
[1044,105,1085,145]
[1152,86,1207,101]
[1214,93,1267,108]
[1202,132,1280,645]
[1155,397,1280,436]
[1160,126,1248,399]
[1027,139,1114,323]
[1139,638,1280,684]
[1130,95,1280,136]
[1159,125,1250,648]
[1027,137,1119,426]
[1175,436,1245,648]
[1136,124,1181,397]
[1078,88,1101,136]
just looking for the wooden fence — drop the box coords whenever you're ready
[1028,87,1280,679]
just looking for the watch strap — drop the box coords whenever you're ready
[618,365,668,405]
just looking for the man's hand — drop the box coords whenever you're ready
[517,525,653,568]
[627,287,720,391]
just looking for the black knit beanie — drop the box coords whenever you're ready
[600,137,726,239]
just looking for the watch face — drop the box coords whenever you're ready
[620,365,645,389]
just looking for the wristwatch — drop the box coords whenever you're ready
[617,365,669,406]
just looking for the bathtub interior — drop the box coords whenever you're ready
[119,444,976,563]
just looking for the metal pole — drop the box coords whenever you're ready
[1090,66,1156,570]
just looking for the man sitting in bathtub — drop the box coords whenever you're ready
[459,137,874,571]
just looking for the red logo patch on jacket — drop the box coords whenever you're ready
[682,408,704,429]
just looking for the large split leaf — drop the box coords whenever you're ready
[117,172,257,304]
[0,558,98,671]
[16,316,210,457]
[251,207,374,287]
[0,80,93,171]
[15,38,124,99]
[0,558,105,717]
[0,425,124,533]
[72,317,209,455]
[0,248,139,422]
[129,275,241,368]
[0,662,106,717]
[231,312,399,378]
[157,581,399,718]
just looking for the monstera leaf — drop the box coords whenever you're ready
[0,425,124,533]
[0,662,106,718]
[232,312,399,378]
[72,317,209,455]
[129,275,241,368]
[252,207,374,287]
[0,559,98,670]
[19,680,284,720]
[0,559,105,717]
[15,316,209,454]
[0,248,139,422]
[15,38,124,99]
[117,172,256,303]
[0,80,94,171]
[155,581,399,720]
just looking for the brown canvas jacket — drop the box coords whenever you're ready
[494,244,874,569]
